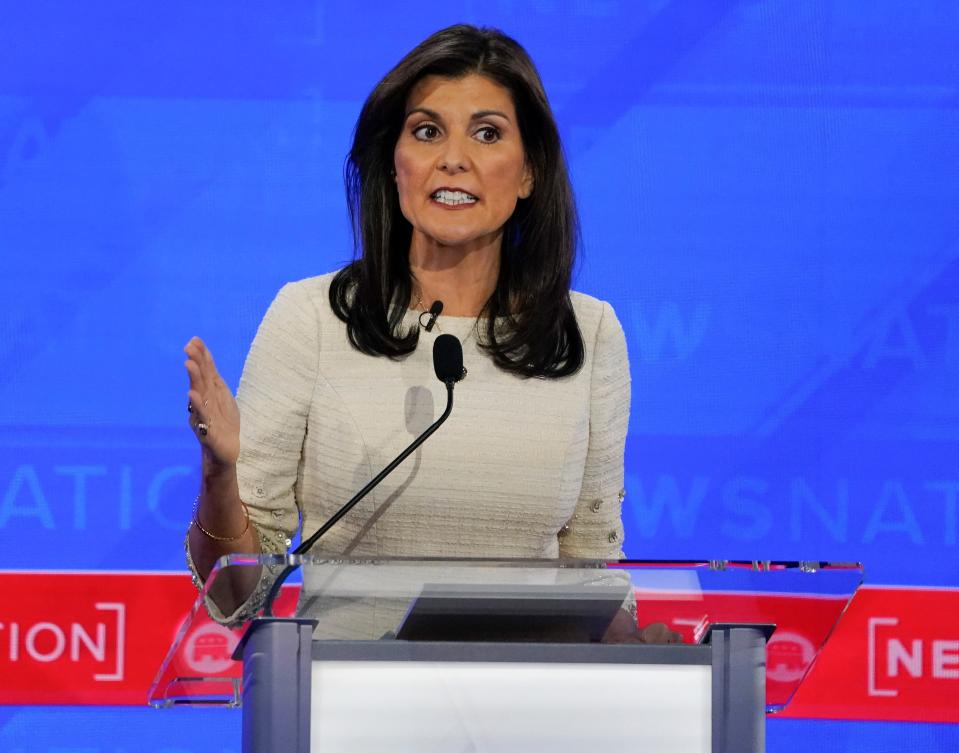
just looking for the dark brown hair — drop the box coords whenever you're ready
[330,24,584,377]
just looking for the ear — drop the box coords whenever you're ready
[518,162,534,199]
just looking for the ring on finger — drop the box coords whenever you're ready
[188,401,194,413]
[196,422,209,436]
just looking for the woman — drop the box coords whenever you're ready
[184,24,669,641]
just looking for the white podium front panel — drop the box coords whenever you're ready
[311,660,711,753]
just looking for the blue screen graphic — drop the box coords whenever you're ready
[1,2,957,750]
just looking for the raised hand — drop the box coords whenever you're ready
[184,336,240,469]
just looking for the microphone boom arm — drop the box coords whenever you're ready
[294,381,454,555]
[260,381,455,616]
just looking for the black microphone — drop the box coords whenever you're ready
[261,335,466,616]
[433,333,465,384]
[419,300,443,332]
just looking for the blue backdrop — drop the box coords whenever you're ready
[1,1,957,750]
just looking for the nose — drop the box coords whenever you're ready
[437,134,470,173]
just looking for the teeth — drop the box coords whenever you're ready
[432,189,477,205]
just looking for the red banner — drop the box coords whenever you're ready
[1,571,956,721]
[779,586,959,723]
[0,571,196,705]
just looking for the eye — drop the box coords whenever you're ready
[412,123,440,141]
[474,126,501,144]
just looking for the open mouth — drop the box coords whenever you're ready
[431,189,478,206]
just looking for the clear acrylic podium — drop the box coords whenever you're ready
[150,556,862,753]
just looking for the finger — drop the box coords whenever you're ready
[186,397,212,441]
[201,340,218,372]
[185,338,217,382]
[184,335,206,353]
[193,342,224,394]
[183,336,205,365]
[184,358,209,395]
[186,401,205,434]
[187,389,207,419]
[188,336,216,372]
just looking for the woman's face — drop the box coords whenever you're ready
[393,73,533,252]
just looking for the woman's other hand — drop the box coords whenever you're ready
[638,621,684,644]
[184,336,240,469]
[603,610,684,644]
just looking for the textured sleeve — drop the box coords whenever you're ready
[186,281,320,623]
[559,301,631,559]
[234,282,319,552]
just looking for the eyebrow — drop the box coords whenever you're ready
[404,107,512,123]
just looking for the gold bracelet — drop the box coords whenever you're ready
[192,497,251,542]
